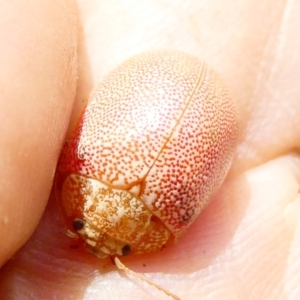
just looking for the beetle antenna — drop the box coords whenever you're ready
[114,257,180,300]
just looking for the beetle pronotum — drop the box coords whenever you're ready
[55,50,239,299]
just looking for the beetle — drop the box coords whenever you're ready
[55,50,239,259]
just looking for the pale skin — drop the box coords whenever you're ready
[0,0,299,299]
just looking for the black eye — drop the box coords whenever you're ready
[73,219,85,231]
[122,245,131,256]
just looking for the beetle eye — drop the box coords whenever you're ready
[122,244,132,256]
[73,219,85,231]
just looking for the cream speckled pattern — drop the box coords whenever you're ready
[56,50,239,257]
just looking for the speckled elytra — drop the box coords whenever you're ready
[54,50,239,299]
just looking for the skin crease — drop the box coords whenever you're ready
[0,0,300,300]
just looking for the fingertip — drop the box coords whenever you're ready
[0,0,77,266]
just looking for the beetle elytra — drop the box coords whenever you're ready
[55,50,239,299]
